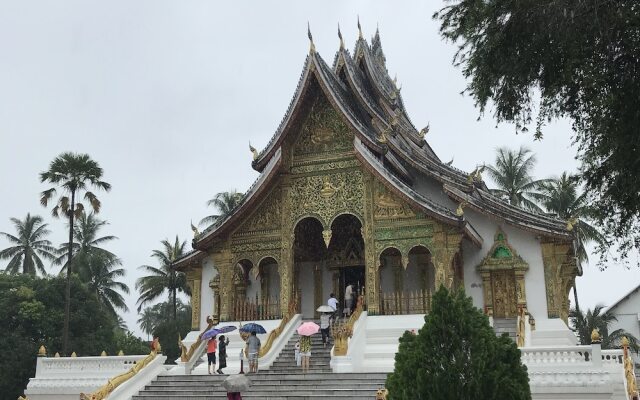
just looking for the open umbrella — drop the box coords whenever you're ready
[239,323,267,334]
[316,305,334,313]
[222,374,251,392]
[201,328,221,341]
[216,325,237,334]
[297,321,320,336]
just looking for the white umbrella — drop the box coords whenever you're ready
[316,305,334,313]
[222,374,251,392]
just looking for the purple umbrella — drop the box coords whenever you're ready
[201,328,222,341]
[217,326,238,334]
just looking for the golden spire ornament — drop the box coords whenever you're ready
[307,22,315,53]
[357,16,363,39]
[249,142,258,160]
[338,24,344,49]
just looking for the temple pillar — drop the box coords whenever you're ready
[209,274,220,324]
[186,268,202,330]
[481,271,493,317]
[212,248,233,321]
[362,173,379,314]
[431,240,460,290]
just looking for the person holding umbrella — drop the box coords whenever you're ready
[316,305,334,348]
[217,335,230,374]
[207,335,217,375]
[297,321,320,373]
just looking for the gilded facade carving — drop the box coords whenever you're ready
[374,184,415,219]
[293,95,352,156]
[478,230,529,318]
[541,240,576,321]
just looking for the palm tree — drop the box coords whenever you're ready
[539,173,607,312]
[85,253,129,315]
[486,146,550,212]
[540,173,607,263]
[54,213,118,282]
[40,152,111,355]
[137,307,156,341]
[570,305,639,352]
[199,190,244,227]
[0,214,56,275]
[136,236,190,320]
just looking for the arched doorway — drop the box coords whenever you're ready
[293,217,326,318]
[257,257,280,319]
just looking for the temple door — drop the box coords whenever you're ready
[491,270,517,318]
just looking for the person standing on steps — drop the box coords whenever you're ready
[247,331,261,373]
[299,335,312,373]
[320,312,331,347]
[207,335,217,375]
[217,335,229,374]
[294,339,301,366]
[344,283,354,317]
[327,293,339,323]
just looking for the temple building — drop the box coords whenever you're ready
[173,26,579,340]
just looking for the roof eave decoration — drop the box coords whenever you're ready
[196,148,283,249]
[172,249,207,272]
[252,51,385,173]
[354,138,483,248]
[443,183,572,240]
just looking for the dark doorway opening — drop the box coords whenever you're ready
[340,265,365,315]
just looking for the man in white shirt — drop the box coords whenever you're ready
[327,293,338,323]
[344,283,354,317]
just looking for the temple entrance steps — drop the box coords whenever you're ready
[493,318,517,341]
[133,321,389,399]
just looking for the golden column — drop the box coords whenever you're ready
[279,177,295,316]
[432,230,462,290]
[212,248,233,321]
[186,268,202,330]
[362,173,379,314]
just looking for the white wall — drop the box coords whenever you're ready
[200,257,217,329]
[608,288,640,363]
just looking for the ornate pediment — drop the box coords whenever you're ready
[374,184,415,219]
[478,230,528,272]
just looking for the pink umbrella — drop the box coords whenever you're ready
[297,321,320,336]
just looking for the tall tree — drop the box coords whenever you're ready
[39,152,111,355]
[199,190,244,227]
[85,253,129,315]
[433,1,640,260]
[486,146,549,211]
[540,173,607,264]
[0,214,55,275]
[570,305,639,352]
[54,213,118,282]
[137,307,156,341]
[135,236,190,320]
[386,286,531,399]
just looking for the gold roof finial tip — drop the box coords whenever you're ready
[190,220,200,237]
[307,22,315,53]
[357,16,363,39]
[338,24,344,49]
[249,142,258,160]
[456,202,465,217]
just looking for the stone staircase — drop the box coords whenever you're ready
[133,321,389,399]
[493,318,517,341]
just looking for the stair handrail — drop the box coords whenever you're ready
[332,295,364,356]
[179,318,214,363]
[622,336,639,400]
[516,306,527,347]
[78,344,160,400]
[258,296,299,357]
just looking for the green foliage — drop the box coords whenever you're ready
[434,1,640,260]
[0,274,124,399]
[113,330,149,356]
[146,300,192,364]
[0,213,56,275]
[136,236,190,319]
[199,190,244,227]
[486,146,549,212]
[570,305,640,353]
[386,287,531,400]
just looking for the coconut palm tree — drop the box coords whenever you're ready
[0,214,56,275]
[540,173,607,263]
[199,190,244,227]
[539,173,607,312]
[136,236,190,320]
[137,307,156,341]
[486,146,550,212]
[40,152,111,355]
[570,305,639,352]
[85,253,129,315]
[54,213,118,282]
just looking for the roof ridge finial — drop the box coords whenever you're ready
[307,22,315,53]
[338,23,344,49]
[357,16,363,39]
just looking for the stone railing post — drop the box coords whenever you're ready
[591,328,602,368]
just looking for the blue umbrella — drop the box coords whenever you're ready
[217,325,237,334]
[239,323,267,334]
[201,328,221,341]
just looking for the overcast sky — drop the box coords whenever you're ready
[1,1,638,337]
